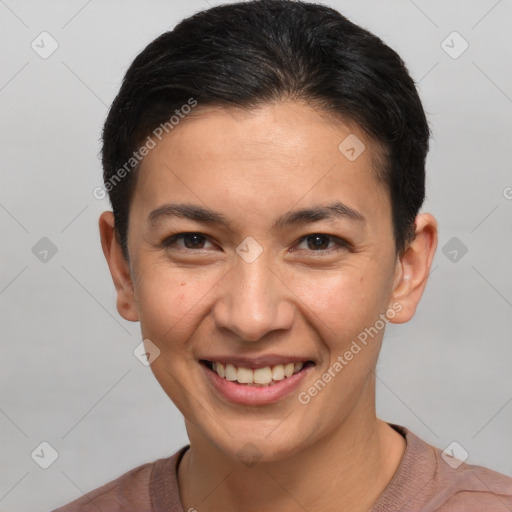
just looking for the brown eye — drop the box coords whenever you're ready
[305,234,331,250]
[182,233,207,248]
[294,233,349,253]
[162,232,214,250]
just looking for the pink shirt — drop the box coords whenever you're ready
[52,425,512,511]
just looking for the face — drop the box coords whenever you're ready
[105,101,426,462]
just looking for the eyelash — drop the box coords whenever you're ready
[294,233,350,253]
[160,232,350,254]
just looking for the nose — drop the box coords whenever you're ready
[212,255,295,342]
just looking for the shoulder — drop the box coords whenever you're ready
[387,425,512,512]
[429,440,512,511]
[50,459,157,512]
[51,445,189,512]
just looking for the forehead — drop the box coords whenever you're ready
[131,101,390,232]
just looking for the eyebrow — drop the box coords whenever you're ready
[273,201,365,228]
[148,201,366,230]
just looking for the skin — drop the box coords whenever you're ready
[99,101,437,512]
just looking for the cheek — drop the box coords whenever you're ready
[134,264,213,347]
[133,267,213,409]
[291,265,391,347]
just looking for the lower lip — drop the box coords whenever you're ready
[201,363,314,406]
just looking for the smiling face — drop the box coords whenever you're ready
[101,100,430,462]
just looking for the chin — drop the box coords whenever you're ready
[203,424,309,466]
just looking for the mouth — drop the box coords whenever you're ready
[199,358,316,405]
[200,359,315,386]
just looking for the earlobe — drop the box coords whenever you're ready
[388,213,438,324]
[98,211,139,322]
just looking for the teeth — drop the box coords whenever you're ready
[225,363,237,381]
[271,364,285,381]
[216,362,225,378]
[209,361,308,385]
[284,363,295,377]
[237,367,254,384]
[253,367,272,384]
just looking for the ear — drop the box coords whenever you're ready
[99,211,139,322]
[388,213,438,324]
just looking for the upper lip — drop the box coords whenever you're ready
[199,354,315,369]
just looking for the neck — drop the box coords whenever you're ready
[177,401,405,512]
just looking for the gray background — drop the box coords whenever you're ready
[1,0,511,510]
